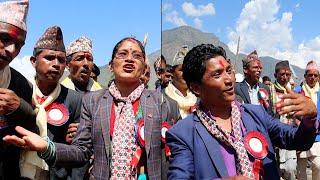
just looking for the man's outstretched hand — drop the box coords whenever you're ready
[3,126,48,152]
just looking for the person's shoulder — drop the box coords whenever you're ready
[241,103,265,111]
[10,67,30,84]
[241,103,269,122]
[142,89,161,103]
[259,82,270,90]
[170,113,196,134]
[234,81,245,90]
[83,88,109,99]
[143,89,158,96]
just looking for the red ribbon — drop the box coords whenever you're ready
[161,122,172,157]
[189,104,197,113]
[131,146,143,171]
[253,159,264,180]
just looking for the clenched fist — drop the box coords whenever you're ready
[0,88,20,115]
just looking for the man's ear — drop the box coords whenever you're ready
[243,67,248,74]
[156,71,161,79]
[65,60,70,70]
[190,82,201,97]
[30,56,37,68]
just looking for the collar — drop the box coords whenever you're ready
[245,80,259,90]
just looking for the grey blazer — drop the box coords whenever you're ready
[53,88,162,180]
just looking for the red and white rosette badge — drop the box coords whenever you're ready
[161,122,172,157]
[135,118,145,148]
[45,103,69,126]
[132,118,145,171]
[244,131,268,180]
[259,88,270,108]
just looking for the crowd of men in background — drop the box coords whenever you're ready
[0,0,319,180]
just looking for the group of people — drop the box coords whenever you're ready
[234,50,320,180]
[0,0,319,180]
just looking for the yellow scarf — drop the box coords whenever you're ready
[272,81,293,124]
[61,76,102,91]
[302,81,319,105]
[165,83,197,118]
[20,80,61,179]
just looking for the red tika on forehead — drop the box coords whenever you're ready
[219,59,225,68]
[9,27,17,38]
[84,52,89,58]
[257,61,262,67]
[127,39,136,44]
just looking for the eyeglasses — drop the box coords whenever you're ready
[115,50,144,61]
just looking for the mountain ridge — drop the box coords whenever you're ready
[95,26,304,87]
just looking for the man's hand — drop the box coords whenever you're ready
[66,123,79,144]
[3,126,48,152]
[276,86,317,119]
[0,88,20,114]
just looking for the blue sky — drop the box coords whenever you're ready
[10,0,160,79]
[162,0,320,69]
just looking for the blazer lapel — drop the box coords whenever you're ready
[240,107,257,133]
[100,92,112,159]
[141,91,152,156]
[160,94,168,123]
[240,82,251,103]
[194,117,229,178]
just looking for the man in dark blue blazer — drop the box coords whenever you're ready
[166,44,318,180]
[235,50,273,116]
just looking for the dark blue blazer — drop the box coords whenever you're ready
[235,81,273,116]
[166,104,317,180]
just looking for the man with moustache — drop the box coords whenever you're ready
[269,60,297,180]
[0,1,37,179]
[235,50,273,115]
[19,26,84,180]
[61,37,102,165]
[61,36,102,96]
[166,44,318,180]
[295,60,320,180]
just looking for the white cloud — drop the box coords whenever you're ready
[194,18,203,29]
[182,2,215,17]
[226,0,320,68]
[274,36,320,68]
[162,3,172,12]
[295,3,300,8]
[165,10,187,27]
[10,56,35,82]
